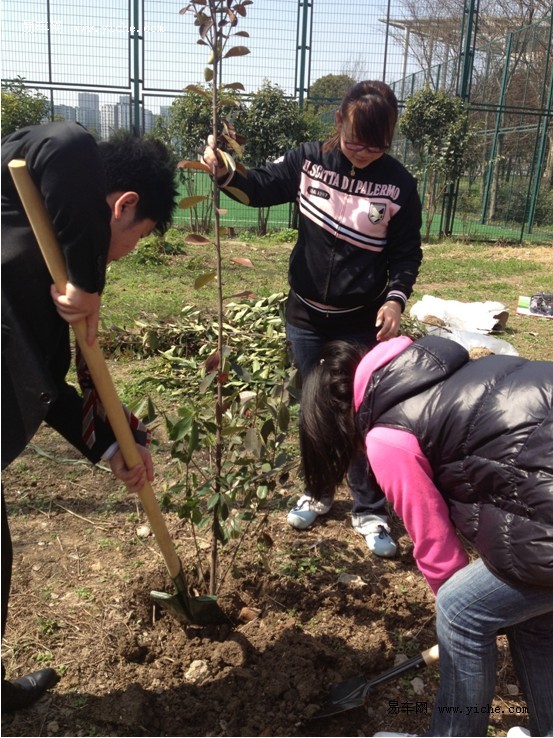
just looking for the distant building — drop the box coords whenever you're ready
[159,105,171,125]
[100,104,119,139]
[143,107,154,133]
[53,104,77,123]
[52,93,164,136]
[118,95,132,131]
[77,92,100,135]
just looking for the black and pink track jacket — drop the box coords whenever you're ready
[220,141,423,313]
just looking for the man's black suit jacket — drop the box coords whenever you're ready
[1,122,115,469]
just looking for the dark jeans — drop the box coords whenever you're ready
[432,559,553,736]
[286,321,387,516]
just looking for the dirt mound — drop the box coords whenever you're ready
[2,428,528,736]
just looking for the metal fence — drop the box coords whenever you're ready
[392,14,553,243]
[2,0,552,243]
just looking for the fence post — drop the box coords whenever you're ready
[131,0,141,133]
[441,0,479,236]
[383,0,392,83]
[295,0,313,110]
[523,15,553,237]
[457,0,479,101]
[481,32,512,226]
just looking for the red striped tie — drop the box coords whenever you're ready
[75,343,151,450]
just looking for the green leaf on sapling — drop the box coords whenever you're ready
[186,233,212,244]
[177,159,211,173]
[179,195,209,210]
[185,84,211,100]
[225,186,250,205]
[223,46,250,59]
[194,271,217,289]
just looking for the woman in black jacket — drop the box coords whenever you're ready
[203,81,422,557]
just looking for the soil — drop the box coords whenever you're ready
[2,422,531,738]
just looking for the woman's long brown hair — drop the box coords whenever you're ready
[323,80,398,154]
[299,340,365,501]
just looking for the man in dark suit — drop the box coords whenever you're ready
[1,122,178,712]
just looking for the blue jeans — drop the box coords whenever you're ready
[286,321,386,516]
[432,558,553,737]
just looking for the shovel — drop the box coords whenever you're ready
[314,643,439,718]
[8,159,227,626]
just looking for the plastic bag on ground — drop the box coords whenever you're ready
[410,295,509,333]
[425,326,519,356]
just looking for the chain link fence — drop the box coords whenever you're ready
[2,1,552,242]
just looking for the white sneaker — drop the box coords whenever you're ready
[506,728,531,737]
[287,494,333,530]
[352,514,397,558]
[373,732,418,737]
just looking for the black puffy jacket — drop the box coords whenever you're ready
[356,336,553,588]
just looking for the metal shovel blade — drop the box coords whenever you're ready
[312,676,369,719]
[313,644,439,719]
[151,571,228,626]
[314,697,367,718]
[325,674,369,705]
[151,590,227,625]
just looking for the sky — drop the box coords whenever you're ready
[1,0,420,114]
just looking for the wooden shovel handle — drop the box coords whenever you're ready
[8,159,182,579]
[422,643,440,665]
[366,643,439,692]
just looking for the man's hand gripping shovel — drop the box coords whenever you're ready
[8,160,227,627]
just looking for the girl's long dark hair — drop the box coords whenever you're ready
[300,341,365,501]
[323,80,398,154]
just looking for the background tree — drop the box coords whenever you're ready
[236,80,317,234]
[390,0,552,219]
[1,77,50,137]
[400,87,475,239]
[308,73,356,106]
[153,86,244,159]
[306,73,356,125]
[389,0,550,88]
[340,59,369,82]
[152,86,243,232]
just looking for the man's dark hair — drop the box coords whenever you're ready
[98,131,178,235]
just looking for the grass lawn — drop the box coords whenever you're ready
[102,233,553,365]
[3,240,550,738]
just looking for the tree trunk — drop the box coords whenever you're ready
[545,128,553,187]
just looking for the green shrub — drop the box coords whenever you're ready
[494,179,553,227]
[1,77,50,137]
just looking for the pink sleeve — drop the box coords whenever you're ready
[366,427,469,594]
